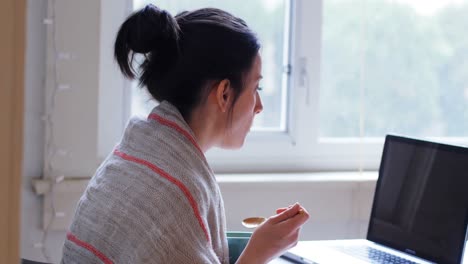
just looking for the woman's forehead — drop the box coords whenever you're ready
[247,54,262,81]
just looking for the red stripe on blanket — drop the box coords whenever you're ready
[113,149,211,243]
[66,232,114,264]
[148,113,204,155]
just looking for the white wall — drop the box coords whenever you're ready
[219,173,376,240]
[20,1,377,263]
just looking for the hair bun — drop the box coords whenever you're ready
[114,4,180,78]
[127,5,179,54]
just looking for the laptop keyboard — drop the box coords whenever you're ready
[332,245,418,264]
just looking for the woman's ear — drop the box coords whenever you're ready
[215,79,232,113]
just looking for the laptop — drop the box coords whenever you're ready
[281,134,468,264]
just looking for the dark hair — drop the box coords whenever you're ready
[114,4,260,119]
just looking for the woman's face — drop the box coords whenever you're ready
[221,53,263,149]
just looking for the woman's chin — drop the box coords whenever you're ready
[219,139,245,150]
[221,143,243,150]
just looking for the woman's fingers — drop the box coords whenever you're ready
[270,203,308,225]
[276,207,287,214]
[280,210,309,233]
[275,203,303,215]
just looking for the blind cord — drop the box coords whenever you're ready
[38,0,71,261]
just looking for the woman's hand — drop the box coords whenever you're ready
[236,203,310,264]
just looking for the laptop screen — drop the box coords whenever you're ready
[368,135,468,264]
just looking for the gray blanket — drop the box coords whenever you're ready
[62,101,229,263]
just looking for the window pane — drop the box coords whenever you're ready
[132,0,289,130]
[320,0,468,138]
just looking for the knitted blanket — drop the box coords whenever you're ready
[61,101,229,263]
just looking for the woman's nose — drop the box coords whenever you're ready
[255,92,263,114]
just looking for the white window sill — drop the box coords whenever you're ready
[216,171,378,183]
[33,171,379,194]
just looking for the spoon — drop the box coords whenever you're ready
[242,217,266,228]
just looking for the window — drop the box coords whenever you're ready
[320,0,468,139]
[313,0,468,171]
[98,0,468,173]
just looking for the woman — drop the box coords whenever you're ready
[61,4,309,264]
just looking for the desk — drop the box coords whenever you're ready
[269,241,468,264]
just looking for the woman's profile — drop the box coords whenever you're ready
[61,4,309,264]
